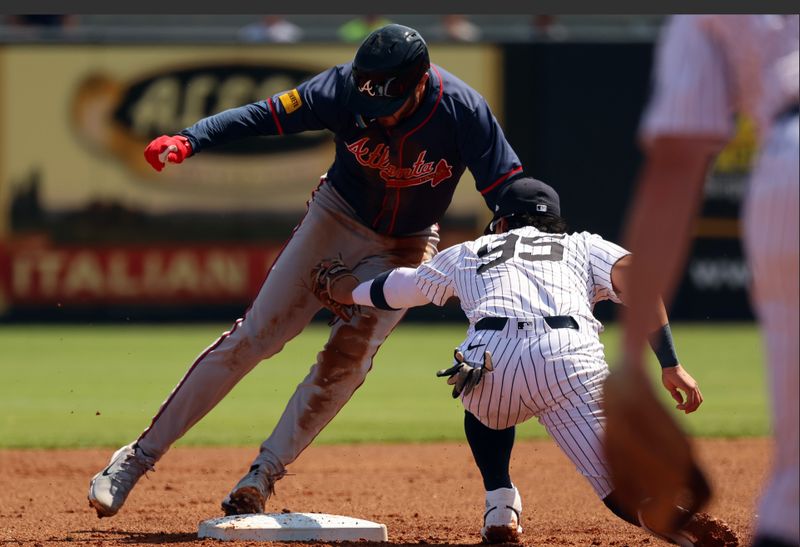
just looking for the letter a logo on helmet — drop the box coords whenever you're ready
[358,80,376,96]
[345,24,430,119]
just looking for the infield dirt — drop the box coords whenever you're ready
[0,438,768,546]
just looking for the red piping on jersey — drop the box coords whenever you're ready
[388,188,401,235]
[371,193,390,229]
[480,165,523,195]
[138,178,328,447]
[267,97,284,136]
[386,65,445,235]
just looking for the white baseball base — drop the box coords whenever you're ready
[198,513,388,542]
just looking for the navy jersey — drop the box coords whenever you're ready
[179,63,523,235]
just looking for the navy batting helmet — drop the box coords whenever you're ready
[344,24,430,119]
[485,178,561,234]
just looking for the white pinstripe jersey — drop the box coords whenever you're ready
[414,226,630,336]
[641,15,799,141]
[414,226,626,497]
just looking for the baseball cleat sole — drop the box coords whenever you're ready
[482,524,522,544]
[221,487,265,516]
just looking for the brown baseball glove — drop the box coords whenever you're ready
[310,256,360,325]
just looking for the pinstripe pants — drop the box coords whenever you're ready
[744,114,799,543]
[460,319,613,498]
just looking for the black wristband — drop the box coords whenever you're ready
[369,271,400,311]
[648,323,680,369]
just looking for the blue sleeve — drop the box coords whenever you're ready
[457,99,523,209]
[180,66,349,153]
[179,103,274,153]
[273,66,350,134]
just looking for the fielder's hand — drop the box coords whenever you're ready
[436,349,494,398]
[310,256,361,325]
[144,135,192,171]
[661,364,703,414]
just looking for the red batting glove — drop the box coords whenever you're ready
[144,135,192,172]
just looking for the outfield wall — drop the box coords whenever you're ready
[502,42,755,321]
[0,42,753,320]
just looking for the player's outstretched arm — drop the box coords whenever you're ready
[142,67,343,173]
[311,258,431,310]
[611,254,703,413]
[142,101,280,171]
[149,67,349,173]
[321,242,459,311]
[350,268,432,310]
[319,262,433,311]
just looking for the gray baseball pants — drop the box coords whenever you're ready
[136,180,439,479]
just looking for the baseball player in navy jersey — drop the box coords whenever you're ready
[86,24,525,519]
[617,15,798,547]
[322,177,738,546]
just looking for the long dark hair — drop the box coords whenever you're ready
[505,213,568,234]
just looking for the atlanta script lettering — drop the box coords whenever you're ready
[346,137,453,188]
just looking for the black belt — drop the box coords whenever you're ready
[475,316,579,331]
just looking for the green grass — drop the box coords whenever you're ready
[0,322,769,448]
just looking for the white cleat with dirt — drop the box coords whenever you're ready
[87,442,155,518]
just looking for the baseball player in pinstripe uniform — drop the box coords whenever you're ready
[87,24,525,519]
[620,15,798,547]
[323,177,738,545]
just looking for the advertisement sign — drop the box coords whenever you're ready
[0,242,279,307]
[2,44,499,216]
[0,44,501,315]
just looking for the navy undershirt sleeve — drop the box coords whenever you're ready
[179,103,275,153]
